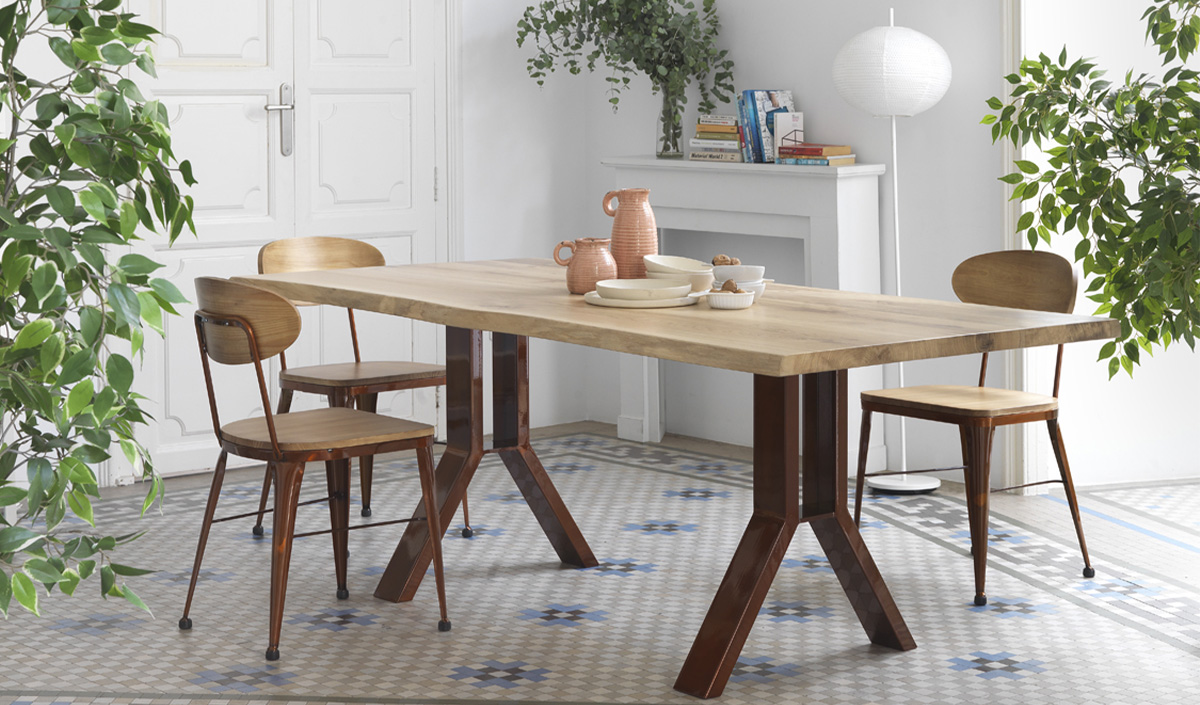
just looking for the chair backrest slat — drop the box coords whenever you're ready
[951,250,1077,314]
[259,236,385,275]
[195,277,301,365]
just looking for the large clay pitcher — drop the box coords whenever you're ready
[553,237,617,294]
[603,188,658,279]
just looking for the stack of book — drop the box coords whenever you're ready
[776,142,856,166]
[736,89,799,163]
[688,115,743,162]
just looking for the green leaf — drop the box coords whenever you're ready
[58,349,97,387]
[92,386,116,422]
[0,570,11,616]
[106,354,134,394]
[0,526,42,554]
[24,558,64,586]
[47,0,81,24]
[101,43,136,65]
[117,253,163,275]
[99,564,116,597]
[66,490,94,526]
[31,262,59,304]
[109,563,155,577]
[71,38,102,63]
[1017,211,1035,230]
[80,307,104,345]
[1015,160,1040,174]
[107,282,141,328]
[13,319,54,351]
[119,202,139,236]
[87,182,119,209]
[11,573,38,616]
[122,584,151,614]
[67,379,94,418]
[150,278,187,304]
[58,569,80,596]
[46,186,75,219]
[79,190,109,221]
[0,487,26,507]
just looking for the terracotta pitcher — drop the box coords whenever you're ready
[603,188,658,279]
[553,237,617,294]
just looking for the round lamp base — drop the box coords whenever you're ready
[866,473,941,495]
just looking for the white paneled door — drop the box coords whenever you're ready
[119,1,447,481]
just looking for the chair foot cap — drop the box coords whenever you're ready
[252,525,264,537]
[361,507,372,518]
[1083,566,1096,579]
[265,647,280,661]
[974,595,987,606]
[461,528,473,538]
[178,617,192,630]
[438,620,452,632]
[336,588,350,600]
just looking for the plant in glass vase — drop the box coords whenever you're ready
[985,0,1200,377]
[0,0,195,616]
[516,0,736,158]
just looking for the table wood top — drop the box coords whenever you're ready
[236,258,1119,377]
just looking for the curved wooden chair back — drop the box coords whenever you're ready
[951,250,1077,314]
[951,250,1078,394]
[194,277,301,365]
[258,236,385,275]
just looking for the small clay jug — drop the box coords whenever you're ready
[553,237,617,294]
[603,188,658,279]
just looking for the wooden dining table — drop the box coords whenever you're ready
[239,258,1118,699]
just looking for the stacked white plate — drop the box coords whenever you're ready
[583,279,697,308]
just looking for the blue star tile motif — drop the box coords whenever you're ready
[149,568,236,586]
[545,461,597,473]
[947,651,1047,680]
[758,600,835,623]
[859,519,889,530]
[1076,578,1161,600]
[48,614,146,636]
[728,656,801,683]
[663,488,731,501]
[578,557,658,576]
[449,660,550,689]
[622,520,699,534]
[286,608,380,631]
[362,565,386,576]
[968,597,1057,618]
[448,524,506,540]
[679,461,749,477]
[484,491,526,503]
[518,603,609,626]
[781,555,834,574]
[953,527,1029,545]
[190,664,298,693]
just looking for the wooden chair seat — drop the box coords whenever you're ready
[861,385,1058,419]
[279,361,445,389]
[221,406,434,453]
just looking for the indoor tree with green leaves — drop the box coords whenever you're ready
[0,0,195,616]
[985,0,1200,377]
[516,0,736,157]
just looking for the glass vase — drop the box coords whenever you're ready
[656,89,685,159]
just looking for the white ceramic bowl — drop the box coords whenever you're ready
[713,264,766,282]
[644,254,714,274]
[705,290,756,310]
[648,270,716,292]
[739,280,766,301]
[595,278,692,300]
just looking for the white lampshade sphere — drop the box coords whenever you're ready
[832,25,951,117]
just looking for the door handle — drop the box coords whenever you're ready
[265,83,294,156]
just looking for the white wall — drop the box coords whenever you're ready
[578,0,1010,476]
[1024,0,1200,487]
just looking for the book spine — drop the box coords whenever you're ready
[693,131,739,139]
[698,115,738,126]
[778,146,852,157]
[736,95,753,163]
[689,137,739,149]
[744,90,763,163]
[689,151,742,162]
[778,157,851,166]
[694,124,739,134]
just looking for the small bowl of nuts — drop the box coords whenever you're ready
[710,254,765,283]
[705,278,757,310]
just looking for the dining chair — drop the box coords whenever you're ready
[181,277,450,661]
[852,250,1094,607]
[246,236,475,538]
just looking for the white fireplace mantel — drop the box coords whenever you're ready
[602,155,887,471]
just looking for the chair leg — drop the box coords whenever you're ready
[357,392,378,518]
[853,410,872,527]
[253,390,294,536]
[266,461,305,662]
[460,491,473,538]
[416,443,451,631]
[962,426,996,606]
[325,458,351,599]
[1048,419,1094,578]
[180,450,228,630]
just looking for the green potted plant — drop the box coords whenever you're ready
[516,0,736,158]
[985,0,1200,377]
[0,0,194,616]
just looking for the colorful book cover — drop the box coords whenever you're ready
[750,90,795,164]
[698,114,738,126]
[773,112,805,161]
[736,94,754,163]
